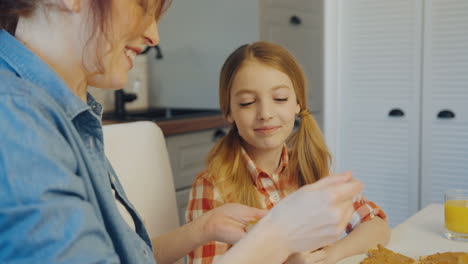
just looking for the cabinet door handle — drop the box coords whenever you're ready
[437,109,455,119]
[290,15,302,25]
[213,129,226,142]
[388,108,405,117]
[140,45,163,60]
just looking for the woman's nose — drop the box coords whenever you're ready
[143,20,159,47]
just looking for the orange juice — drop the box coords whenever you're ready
[445,200,468,234]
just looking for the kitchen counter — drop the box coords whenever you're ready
[338,204,468,264]
[103,114,228,136]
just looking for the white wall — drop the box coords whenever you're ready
[148,0,259,109]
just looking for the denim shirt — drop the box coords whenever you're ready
[0,30,156,264]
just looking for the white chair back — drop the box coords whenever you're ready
[103,121,180,238]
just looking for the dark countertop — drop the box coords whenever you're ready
[102,108,229,136]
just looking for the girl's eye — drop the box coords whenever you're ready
[240,101,255,107]
[275,98,288,102]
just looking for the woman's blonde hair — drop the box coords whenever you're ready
[206,42,332,208]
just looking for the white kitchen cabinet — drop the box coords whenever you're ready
[260,0,324,129]
[325,0,468,227]
[165,128,228,225]
[175,188,191,226]
[420,0,468,207]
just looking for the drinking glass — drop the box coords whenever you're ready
[444,189,468,241]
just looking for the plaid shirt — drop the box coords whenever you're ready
[186,145,387,264]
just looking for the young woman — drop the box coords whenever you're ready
[187,42,390,264]
[0,1,363,263]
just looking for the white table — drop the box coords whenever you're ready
[338,203,468,264]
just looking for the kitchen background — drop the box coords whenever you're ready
[90,0,468,228]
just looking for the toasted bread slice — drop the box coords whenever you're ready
[361,244,468,264]
[420,252,468,264]
[361,244,416,264]
[458,253,468,264]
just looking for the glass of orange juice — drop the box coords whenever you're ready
[444,189,468,241]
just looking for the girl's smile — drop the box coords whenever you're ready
[254,125,281,135]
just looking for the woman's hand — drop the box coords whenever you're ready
[286,249,327,264]
[262,171,362,253]
[200,203,268,244]
[286,247,337,264]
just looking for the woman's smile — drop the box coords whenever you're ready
[124,46,140,69]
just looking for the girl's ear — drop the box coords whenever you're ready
[59,0,81,13]
[226,114,234,124]
[295,103,301,115]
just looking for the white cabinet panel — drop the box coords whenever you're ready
[339,0,423,100]
[167,127,227,248]
[340,100,420,227]
[264,0,319,13]
[176,188,192,226]
[337,0,422,227]
[421,0,468,207]
[423,0,468,100]
[327,0,468,228]
[166,129,220,190]
[421,105,468,206]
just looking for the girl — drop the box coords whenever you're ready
[187,42,390,264]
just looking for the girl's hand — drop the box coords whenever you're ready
[200,203,268,244]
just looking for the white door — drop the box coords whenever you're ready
[260,0,324,126]
[420,0,468,207]
[337,0,423,227]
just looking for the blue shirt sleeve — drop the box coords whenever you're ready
[0,94,121,263]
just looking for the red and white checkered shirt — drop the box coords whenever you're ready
[186,146,386,264]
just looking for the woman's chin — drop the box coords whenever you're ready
[88,73,128,90]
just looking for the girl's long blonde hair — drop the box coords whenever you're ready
[206,42,331,208]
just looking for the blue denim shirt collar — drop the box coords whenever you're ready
[0,29,100,120]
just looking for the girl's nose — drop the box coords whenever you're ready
[257,102,273,121]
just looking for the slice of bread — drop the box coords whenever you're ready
[360,245,468,264]
[361,244,416,264]
[458,253,468,264]
[420,252,468,264]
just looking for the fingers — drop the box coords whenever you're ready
[213,216,249,244]
[327,178,363,203]
[307,250,327,262]
[286,250,327,264]
[222,203,268,224]
[335,198,355,231]
[250,207,269,219]
[303,171,353,192]
[331,170,353,179]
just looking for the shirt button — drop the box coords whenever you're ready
[272,173,278,180]
[271,194,280,202]
[111,175,116,184]
[89,136,94,149]
[142,248,148,256]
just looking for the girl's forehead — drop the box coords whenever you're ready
[231,64,293,93]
